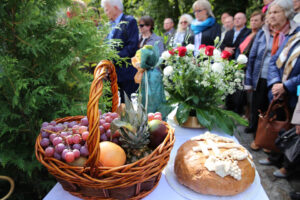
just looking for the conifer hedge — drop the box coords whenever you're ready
[0,0,119,199]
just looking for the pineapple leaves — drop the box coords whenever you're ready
[111,119,136,134]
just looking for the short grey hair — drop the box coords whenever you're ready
[101,0,124,11]
[177,14,194,32]
[180,14,193,24]
[269,0,294,19]
[192,0,215,18]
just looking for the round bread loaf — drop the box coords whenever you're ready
[174,133,255,196]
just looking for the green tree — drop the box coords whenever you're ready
[0,0,119,199]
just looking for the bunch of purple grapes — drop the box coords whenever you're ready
[99,112,120,144]
[39,112,120,163]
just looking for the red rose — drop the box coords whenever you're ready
[199,44,206,50]
[168,49,175,55]
[177,46,187,57]
[205,46,215,56]
[221,50,232,59]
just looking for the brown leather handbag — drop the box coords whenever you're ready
[255,99,292,152]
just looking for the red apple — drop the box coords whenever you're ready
[148,120,167,149]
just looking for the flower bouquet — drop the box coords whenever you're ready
[161,38,248,135]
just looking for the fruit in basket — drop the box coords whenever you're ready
[148,112,162,121]
[148,120,168,148]
[39,111,121,164]
[111,94,152,163]
[69,156,87,167]
[99,141,126,167]
[65,151,75,163]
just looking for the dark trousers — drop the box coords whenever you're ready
[118,80,139,103]
[251,78,269,136]
[268,151,298,172]
[225,90,247,115]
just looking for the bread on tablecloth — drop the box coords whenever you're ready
[174,132,255,196]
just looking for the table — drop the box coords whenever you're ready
[44,113,269,200]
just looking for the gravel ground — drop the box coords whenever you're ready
[234,125,300,200]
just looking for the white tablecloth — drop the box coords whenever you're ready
[44,113,269,200]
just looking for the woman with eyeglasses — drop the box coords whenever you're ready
[138,16,164,55]
[169,14,194,47]
[191,0,221,56]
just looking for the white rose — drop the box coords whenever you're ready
[237,54,248,64]
[211,62,224,73]
[161,51,171,60]
[163,65,173,76]
[186,44,195,51]
[213,49,222,61]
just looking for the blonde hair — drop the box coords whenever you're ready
[192,0,215,18]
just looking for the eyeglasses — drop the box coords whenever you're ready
[193,9,204,14]
[180,21,188,24]
[139,24,146,27]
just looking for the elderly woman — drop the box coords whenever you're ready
[257,0,300,179]
[170,14,194,47]
[244,0,299,137]
[138,16,164,55]
[191,0,221,56]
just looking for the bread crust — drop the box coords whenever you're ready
[174,140,255,196]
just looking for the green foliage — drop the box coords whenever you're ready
[0,0,120,199]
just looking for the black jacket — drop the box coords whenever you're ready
[220,27,251,59]
[200,22,221,46]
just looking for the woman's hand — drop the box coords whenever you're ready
[296,125,300,135]
[271,83,285,99]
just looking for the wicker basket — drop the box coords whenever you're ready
[35,60,175,200]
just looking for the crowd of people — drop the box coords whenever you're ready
[67,0,300,198]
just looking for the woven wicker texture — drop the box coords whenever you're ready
[35,60,175,199]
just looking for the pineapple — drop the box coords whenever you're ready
[111,94,152,163]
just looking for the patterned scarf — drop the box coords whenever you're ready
[191,17,215,35]
[276,32,300,82]
[271,21,290,55]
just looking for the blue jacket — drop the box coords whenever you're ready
[245,25,271,90]
[268,26,300,109]
[111,14,139,83]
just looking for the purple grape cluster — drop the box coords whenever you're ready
[40,112,120,163]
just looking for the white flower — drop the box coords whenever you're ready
[201,80,209,87]
[234,78,241,83]
[237,54,248,64]
[161,51,171,60]
[186,44,195,51]
[163,65,173,76]
[211,62,224,73]
[199,47,206,55]
[74,57,80,62]
[213,49,222,61]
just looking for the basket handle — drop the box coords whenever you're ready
[0,176,14,200]
[85,60,119,170]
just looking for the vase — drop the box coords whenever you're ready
[173,115,205,129]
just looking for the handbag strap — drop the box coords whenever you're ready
[265,99,290,122]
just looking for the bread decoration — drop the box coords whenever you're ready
[174,132,255,196]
